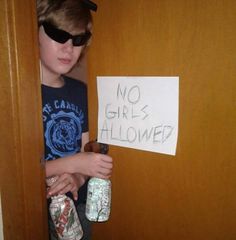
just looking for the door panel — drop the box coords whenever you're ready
[0,0,48,239]
[88,0,236,239]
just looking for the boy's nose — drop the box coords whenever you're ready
[63,39,73,51]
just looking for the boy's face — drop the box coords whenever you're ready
[39,25,84,77]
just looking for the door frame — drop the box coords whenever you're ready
[0,0,48,239]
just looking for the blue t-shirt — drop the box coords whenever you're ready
[42,76,88,204]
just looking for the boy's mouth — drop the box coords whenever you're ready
[58,58,72,64]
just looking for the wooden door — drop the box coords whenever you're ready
[87,0,236,239]
[0,0,48,239]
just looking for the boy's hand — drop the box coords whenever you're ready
[47,173,85,200]
[73,152,113,179]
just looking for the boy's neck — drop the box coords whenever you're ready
[41,67,65,88]
[42,76,65,88]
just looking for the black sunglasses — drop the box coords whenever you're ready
[82,0,97,12]
[42,22,91,47]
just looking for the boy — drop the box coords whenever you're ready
[37,0,113,239]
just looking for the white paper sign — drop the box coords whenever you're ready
[97,76,179,155]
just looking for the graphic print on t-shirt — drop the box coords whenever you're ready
[43,100,84,160]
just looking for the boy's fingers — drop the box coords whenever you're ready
[48,181,67,196]
[72,190,78,201]
[102,155,113,163]
[48,184,69,197]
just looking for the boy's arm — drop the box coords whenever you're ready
[45,150,113,177]
[46,132,90,199]
[45,132,113,179]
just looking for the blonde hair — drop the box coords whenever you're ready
[37,0,93,34]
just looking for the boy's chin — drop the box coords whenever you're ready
[58,66,74,75]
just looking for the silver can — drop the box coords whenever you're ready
[85,177,111,222]
[47,177,83,240]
